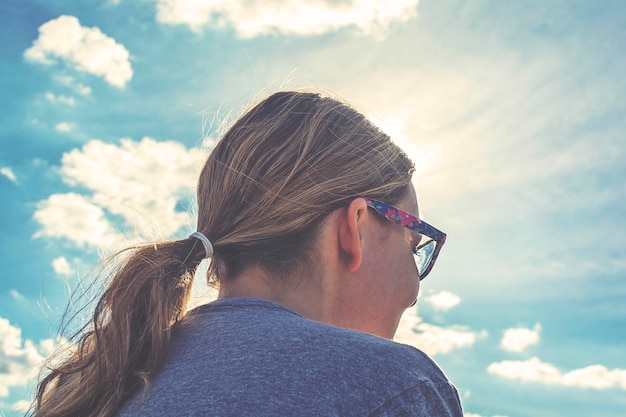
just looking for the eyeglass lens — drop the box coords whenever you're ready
[414,240,436,277]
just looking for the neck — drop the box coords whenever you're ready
[217,266,328,323]
[216,266,398,339]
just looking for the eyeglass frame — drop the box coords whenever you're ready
[365,199,447,280]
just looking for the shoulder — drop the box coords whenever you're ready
[305,319,450,382]
[272,305,433,364]
[293,318,463,416]
[367,378,463,417]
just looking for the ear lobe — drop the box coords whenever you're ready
[338,198,369,272]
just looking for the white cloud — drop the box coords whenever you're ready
[488,357,626,390]
[55,122,73,132]
[500,324,541,353]
[34,138,206,250]
[44,92,75,106]
[488,357,561,385]
[0,167,17,184]
[394,308,487,356]
[75,83,92,96]
[52,256,74,275]
[562,365,626,390]
[0,317,53,399]
[33,192,123,249]
[423,290,461,311]
[24,15,132,88]
[155,0,419,37]
[8,290,24,301]
[54,75,92,96]
[61,137,205,236]
[11,400,31,412]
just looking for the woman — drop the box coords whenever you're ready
[32,91,462,416]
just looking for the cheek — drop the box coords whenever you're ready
[413,271,421,299]
[406,261,420,300]
[374,230,419,303]
[400,246,420,301]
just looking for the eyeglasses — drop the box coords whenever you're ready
[365,199,447,280]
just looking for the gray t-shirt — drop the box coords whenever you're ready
[116,298,463,416]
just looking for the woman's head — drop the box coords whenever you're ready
[195,91,415,284]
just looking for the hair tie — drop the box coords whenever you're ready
[189,232,213,259]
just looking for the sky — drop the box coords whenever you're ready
[1,0,625,415]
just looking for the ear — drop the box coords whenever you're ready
[338,198,369,272]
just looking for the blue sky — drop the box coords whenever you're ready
[1,0,625,415]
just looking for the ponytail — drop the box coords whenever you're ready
[32,238,205,417]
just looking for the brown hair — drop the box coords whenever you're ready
[32,91,414,417]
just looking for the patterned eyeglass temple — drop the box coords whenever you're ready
[365,200,446,243]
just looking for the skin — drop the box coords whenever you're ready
[218,185,421,339]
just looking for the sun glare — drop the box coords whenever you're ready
[370,113,441,181]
